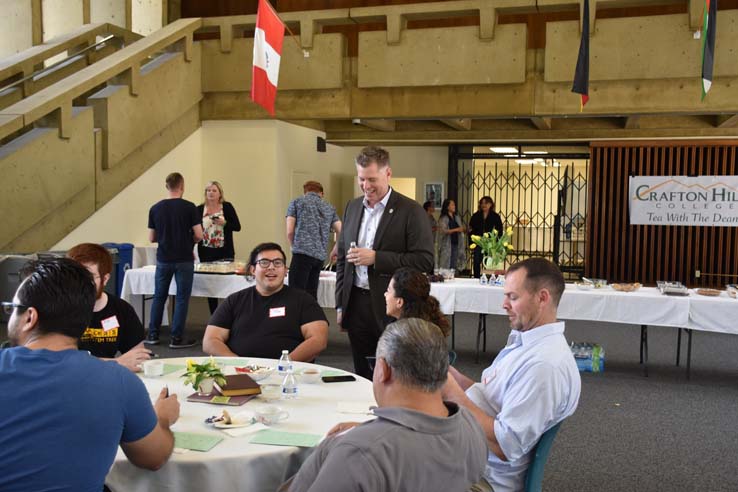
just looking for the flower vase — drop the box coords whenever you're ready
[482,256,505,277]
[197,377,215,396]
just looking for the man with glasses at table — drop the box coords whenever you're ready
[203,242,328,361]
[0,258,180,492]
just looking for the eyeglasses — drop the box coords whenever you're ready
[255,258,285,268]
[1,302,29,315]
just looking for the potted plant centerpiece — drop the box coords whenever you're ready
[469,227,514,277]
[182,357,226,396]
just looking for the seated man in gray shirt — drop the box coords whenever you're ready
[281,318,488,492]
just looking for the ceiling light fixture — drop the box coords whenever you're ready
[491,147,519,153]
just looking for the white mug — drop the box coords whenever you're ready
[143,360,164,377]
[255,406,289,425]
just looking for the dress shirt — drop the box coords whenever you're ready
[354,188,392,289]
[465,321,581,492]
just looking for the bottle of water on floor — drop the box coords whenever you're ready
[282,368,298,399]
[278,350,292,376]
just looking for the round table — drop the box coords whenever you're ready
[105,357,376,492]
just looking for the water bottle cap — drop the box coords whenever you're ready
[282,350,288,354]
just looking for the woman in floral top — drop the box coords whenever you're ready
[197,181,242,313]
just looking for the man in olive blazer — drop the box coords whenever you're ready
[335,146,434,378]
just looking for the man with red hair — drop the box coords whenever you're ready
[67,243,152,371]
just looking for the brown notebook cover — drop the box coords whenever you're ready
[186,388,258,406]
[214,374,262,397]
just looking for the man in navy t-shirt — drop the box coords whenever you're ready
[0,258,180,492]
[146,172,203,348]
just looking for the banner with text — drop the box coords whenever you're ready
[629,176,738,226]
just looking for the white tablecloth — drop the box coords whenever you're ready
[105,357,375,492]
[121,268,737,335]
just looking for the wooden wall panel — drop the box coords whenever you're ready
[586,141,738,288]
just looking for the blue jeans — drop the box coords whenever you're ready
[149,261,194,339]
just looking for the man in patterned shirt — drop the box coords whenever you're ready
[286,181,342,300]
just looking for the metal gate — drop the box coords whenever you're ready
[449,145,590,278]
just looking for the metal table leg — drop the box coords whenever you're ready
[475,314,486,364]
[640,325,649,377]
[686,329,693,380]
[451,314,456,350]
[676,328,682,366]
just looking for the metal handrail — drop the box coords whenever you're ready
[0,34,116,94]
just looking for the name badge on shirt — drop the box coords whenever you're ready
[269,307,286,318]
[101,315,120,332]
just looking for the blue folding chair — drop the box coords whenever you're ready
[523,422,562,492]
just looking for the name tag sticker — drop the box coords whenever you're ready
[101,316,120,332]
[269,307,286,318]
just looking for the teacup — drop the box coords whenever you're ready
[254,406,289,425]
[301,368,321,384]
[143,360,164,377]
[259,383,282,401]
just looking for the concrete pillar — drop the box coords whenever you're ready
[0,0,33,58]
[90,0,127,28]
[132,0,163,36]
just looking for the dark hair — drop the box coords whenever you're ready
[507,257,565,307]
[423,201,434,212]
[17,258,96,339]
[391,268,450,337]
[248,242,287,266]
[440,198,455,218]
[67,243,113,277]
[165,172,184,190]
[355,146,390,168]
[303,181,323,193]
[377,318,449,392]
[479,196,495,212]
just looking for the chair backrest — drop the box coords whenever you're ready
[523,422,563,492]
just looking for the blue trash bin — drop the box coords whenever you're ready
[102,242,134,297]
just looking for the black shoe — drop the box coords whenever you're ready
[144,333,160,345]
[169,337,197,349]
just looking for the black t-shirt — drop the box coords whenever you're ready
[78,294,144,359]
[208,285,327,358]
[148,198,200,263]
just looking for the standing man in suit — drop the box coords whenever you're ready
[336,146,434,379]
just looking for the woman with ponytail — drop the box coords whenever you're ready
[384,267,451,337]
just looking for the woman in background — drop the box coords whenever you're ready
[437,198,467,274]
[384,267,451,337]
[469,196,503,278]
[197,181,241,314]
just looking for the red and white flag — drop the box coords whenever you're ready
[251,0,285,115]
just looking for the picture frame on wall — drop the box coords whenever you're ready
[424,182,443,209]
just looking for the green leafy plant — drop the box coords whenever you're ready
[469,226,514,269]
[181,357,226,391]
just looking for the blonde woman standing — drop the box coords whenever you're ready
[197,181,241,313]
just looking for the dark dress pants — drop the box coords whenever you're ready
[289,253,324,300]
[344,286,385,380]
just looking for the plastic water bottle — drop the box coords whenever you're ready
[281,369,298,399]
[277,350,292,375]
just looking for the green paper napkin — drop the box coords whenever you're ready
[173,432,223,452]
[249,430,322,448]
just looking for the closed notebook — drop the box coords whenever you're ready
[214,374,262,396]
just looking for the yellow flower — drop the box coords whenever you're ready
[507,244,514,250]
[502,241,508,247]
[484,232,491,238]
[186,359,194,370]
[469,243,477,250]
[506,226,514,235]
[471,235,481,242]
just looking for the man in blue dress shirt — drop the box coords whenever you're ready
[443,257,582,492]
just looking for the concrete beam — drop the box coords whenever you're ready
[440,118,472,130]
[716,114,738,128]
[624,115,640,129]
[531,117,552,130]
[352,118,396,132]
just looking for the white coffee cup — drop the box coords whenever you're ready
[301,368,321,384]
[259,384,282,401]
[143,360,164,377]
[255,406,289,425]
